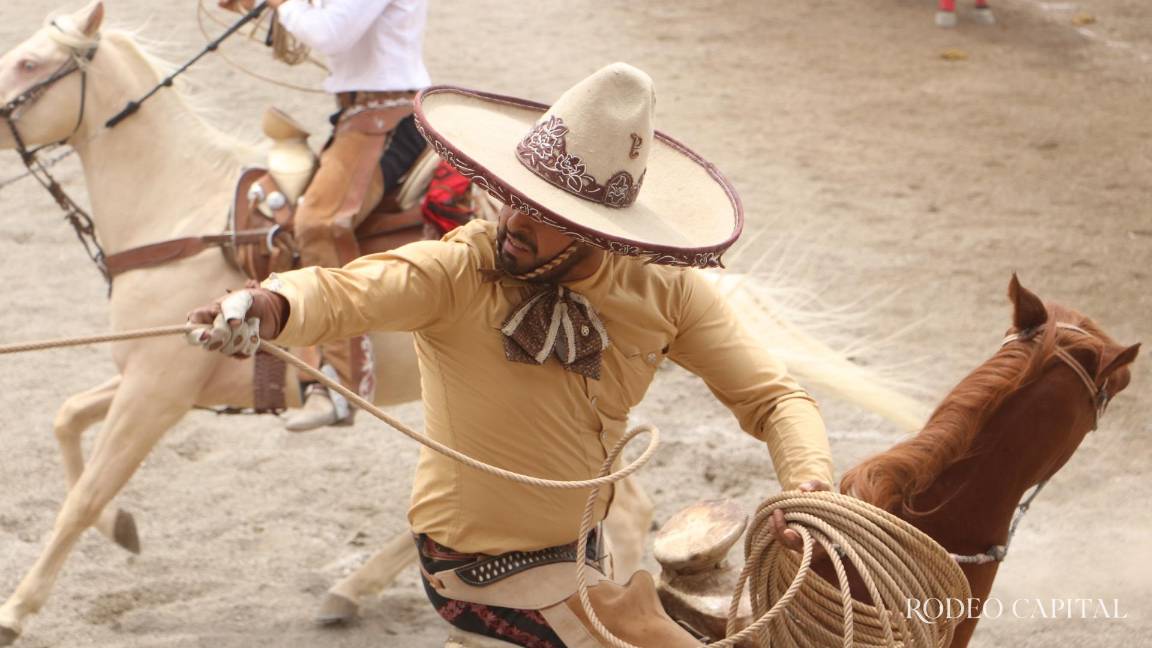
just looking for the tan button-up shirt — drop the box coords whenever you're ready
[267,220,834,554]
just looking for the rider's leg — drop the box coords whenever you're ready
[287,126,388,430]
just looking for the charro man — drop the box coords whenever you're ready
[188,63,833,646]
[220,0,431,431]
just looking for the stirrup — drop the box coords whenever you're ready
[283,382,354,432]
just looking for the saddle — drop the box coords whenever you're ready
[652,499,753,642]
[230,106,434,282]
[104,106,442,284]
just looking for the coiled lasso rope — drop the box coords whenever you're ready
[0,326,969,647]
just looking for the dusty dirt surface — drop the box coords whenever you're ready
[0,1,1149,646]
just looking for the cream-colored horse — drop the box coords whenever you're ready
[0,3,422,642]
[0,3,930,644]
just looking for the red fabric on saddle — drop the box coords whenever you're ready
[421,160,474,236]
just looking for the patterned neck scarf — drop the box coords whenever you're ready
[486,238,611,379]
[500,284,611,380]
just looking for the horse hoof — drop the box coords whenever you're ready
[315,592,359,626]
[935,11,958,27]
[0,624,19,646]
[974,8,996,24]
[114,510,141,555]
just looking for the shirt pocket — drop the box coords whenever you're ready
[598,342,667,415]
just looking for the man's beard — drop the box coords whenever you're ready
[496,223,588,283]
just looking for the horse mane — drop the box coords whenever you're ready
[840,303,1110,515]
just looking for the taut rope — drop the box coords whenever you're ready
[0,325,191,354]
[0,326,969,647]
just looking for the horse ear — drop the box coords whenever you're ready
[1008,273,1048,331]
[1099,343,1140,381]
[74,1,104,37]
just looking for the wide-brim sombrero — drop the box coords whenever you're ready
[412,63,742,268]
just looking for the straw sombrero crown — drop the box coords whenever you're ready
[413,63,742,268]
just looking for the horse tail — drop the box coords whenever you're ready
[706,272,931,433]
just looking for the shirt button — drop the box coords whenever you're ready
[581,325,590,337]
[646,352,658,364]
[590,396,598,407]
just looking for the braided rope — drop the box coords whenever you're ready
[509,241,579,282]
[0,325,192,354]
[0,325,970,647]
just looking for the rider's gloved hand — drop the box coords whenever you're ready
[186,287,288,358]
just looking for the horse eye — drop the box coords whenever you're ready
[20,60,38,72]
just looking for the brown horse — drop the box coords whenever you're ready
[838,275,1139,646]
[657,275,1139,646]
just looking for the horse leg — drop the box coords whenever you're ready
[0,375,192,644]
[315,532,417,625]
[948,564,999,648]
[936,0,958,27]
[973,0,996,24]
[51,375,139,553]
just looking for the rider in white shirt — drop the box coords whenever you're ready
[222,0,431,430]
[276,0,430,93]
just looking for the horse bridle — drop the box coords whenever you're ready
[0,23,108,285]
[1000,321,1112,428]
[952,321,1110,566]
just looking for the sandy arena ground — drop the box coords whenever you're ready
[0,1,1149,646]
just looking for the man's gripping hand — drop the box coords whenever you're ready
[770,480,833,554]
[186,287,288,358]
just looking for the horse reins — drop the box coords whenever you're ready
[103,2,269,128]
[951,321,1109,566]
[0,22,106,284]
[1,4,272,293]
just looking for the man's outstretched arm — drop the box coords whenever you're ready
[666,270,835,490]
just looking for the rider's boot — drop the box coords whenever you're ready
[284,381,355,432]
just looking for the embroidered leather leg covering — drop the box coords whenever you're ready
[294,127,388,398]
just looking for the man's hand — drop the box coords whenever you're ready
[770,480,833,554]
[217,0,256,13]
[186,287,287,358]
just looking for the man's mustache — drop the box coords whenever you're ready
[500,225,537,253]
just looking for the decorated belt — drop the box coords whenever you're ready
[418,527,605,588]
[336,90,418,110]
